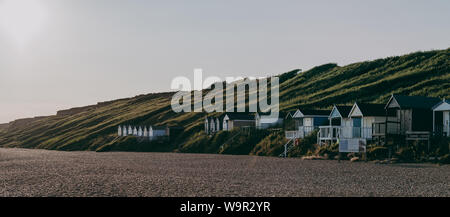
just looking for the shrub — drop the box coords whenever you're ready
[367,146,389,160]
[315,142,339,159]
[288,130,318,157]
[396,146,416,163]
[178,132,211,153]
[220,129,269,155]
[251,131,286,156]
[434,138,450,156]
[439,154,450,164]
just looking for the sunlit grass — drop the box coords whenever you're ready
[0,48,449,151]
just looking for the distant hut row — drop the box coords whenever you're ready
[117,125,182,140]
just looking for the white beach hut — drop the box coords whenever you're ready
[118,125,122,136]
[143,126,149,137]
[128,125,133,136]
[433,99,450,137]
[123,126,128,136]
[205,117,209,134]
[133,127,138,136]
[210,118,216,133]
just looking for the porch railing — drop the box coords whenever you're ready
[372,121,401,136]
[318,126,341,141]
[285,131,301,139]
[285,126,316,139]
[318,126,374,140]
[347,127,372,139]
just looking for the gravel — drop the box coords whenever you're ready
[0,148,449,197]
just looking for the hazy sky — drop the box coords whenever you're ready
[0,0,449,123]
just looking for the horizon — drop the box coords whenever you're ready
[1,0,450,123]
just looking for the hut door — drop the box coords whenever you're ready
[444,111,450,136]
[399,109,412,134]
[405,110,412,133]
[353,118,362,138]
[295,118,303,130]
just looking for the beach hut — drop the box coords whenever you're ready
[204,117,210,134]
[143,126,149,137]
[118,125,122,136]
[348,103,396,139]
[285,109,328,139]
[384,95,441,134]
[123,126,128,136]
[133,127,138,136]
[210,118,216,133]
[433,99,450,137]
[128,125,133,136]
[222,113,255,131]
[373,95,441,147]
[255,112,284,129]
[138,126,143,137]
[216,117,222,132]
[318,105,352,144]
[149,126,167,138]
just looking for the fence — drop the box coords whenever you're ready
[372,121,401,136]
[318,126,374,141]
[285,126,316,139]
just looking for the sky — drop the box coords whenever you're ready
[0,0,449,123]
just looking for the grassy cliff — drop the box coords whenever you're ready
[0,49,449,152]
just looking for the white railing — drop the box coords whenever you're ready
[285,131,300,139]
[285,126,316,139]
[345,127,372,139]
[300,126,315,136]
[318,126,374,140]
[279,139,294,158]
[318,126,341,141]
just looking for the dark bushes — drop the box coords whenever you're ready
[315,142,339,159]
[220,129,269,155]
[288,130,318,157]
[395,146,416,163]
[251,131,286,156]
[367,146,389,160]
[439,154,450,164]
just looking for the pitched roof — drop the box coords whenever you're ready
[389,95,441,110]
[206,115,223,121]
[334,105,353,117]
[354,103,394,117]
[432,99,450,111]
[284,112,294,119]
[223,112,255,120]
[299,109,331,116]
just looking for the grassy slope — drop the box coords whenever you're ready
[0,49,449,151]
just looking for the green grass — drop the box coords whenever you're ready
[0,48,449,153]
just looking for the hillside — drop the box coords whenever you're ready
[0,49,449,152]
